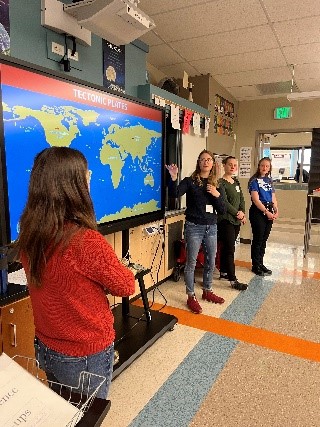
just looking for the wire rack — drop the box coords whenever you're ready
[12,355,107,427]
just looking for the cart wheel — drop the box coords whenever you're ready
[173,266,181,282]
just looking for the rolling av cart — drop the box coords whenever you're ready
[112,267,178,379]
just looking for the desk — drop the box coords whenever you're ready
[303,193,320,257]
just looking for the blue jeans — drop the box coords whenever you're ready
[184,221,217,295]
[34,337,114,399]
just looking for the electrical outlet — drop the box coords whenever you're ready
[68,49,79,61]
[51,42,64,56]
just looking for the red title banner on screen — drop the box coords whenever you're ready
[0,64,162,122]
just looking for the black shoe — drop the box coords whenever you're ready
[230,280,248,291]
[219,272,229,281]
[260,265,272,275]
[251,266,265,276]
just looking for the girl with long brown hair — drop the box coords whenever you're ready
[16,147,135,398]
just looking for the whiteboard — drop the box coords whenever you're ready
[180,126,207,208]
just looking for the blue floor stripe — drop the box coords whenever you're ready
[221,276,276,324]
[129,333,237,427]
[130,273,278,426]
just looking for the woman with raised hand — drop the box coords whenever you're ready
[166,149,226,314]
[16,147,135,398]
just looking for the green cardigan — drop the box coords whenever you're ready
[217,177,245,225]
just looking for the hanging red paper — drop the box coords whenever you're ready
[182,109,193,133]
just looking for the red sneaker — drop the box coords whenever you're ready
[202,290,225,304]
[187,295,202,314]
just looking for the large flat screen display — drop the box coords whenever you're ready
[0,60,164,244]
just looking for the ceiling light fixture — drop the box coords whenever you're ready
[287,63,320,101]
[287,91,320,101]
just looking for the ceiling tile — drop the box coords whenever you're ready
[293,63,320,80]
[190,49,287,75]
[283,43,320,65]
[158,63,201,79]
[144,0,267,42]
[170,26,279,61]
[273,17,320,46]
[216,67,292,88]
[137,0,320,100]
[295,79,320,92]
[138,31,164,47]
[138,0,212,16]
[263,0,320,22]
[147,44,185,67]
[226,85,262,99]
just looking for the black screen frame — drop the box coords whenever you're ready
[0,54,166,244]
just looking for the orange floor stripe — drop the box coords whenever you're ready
[133,301,320,363]
[234,260,320,279]
[234,260,251,268]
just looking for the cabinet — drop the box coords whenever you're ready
[125,212,185,290]
[0,296,35,359]
[129,219,165,289]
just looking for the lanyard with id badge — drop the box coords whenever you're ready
[206,205,217,214]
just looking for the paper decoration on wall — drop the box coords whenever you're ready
[154,95,166,108]
[239,147,252,178]
[214,94,234,118]
[239,146,252,162]
[193,112,201,135]
[170,104,180,130]
[151,93,211,136]
[182,109,193,133]
[183,71,189,89]
[214,94,234,137]
[204,117,210,137]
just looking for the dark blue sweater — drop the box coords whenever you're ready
[169,176,226,225]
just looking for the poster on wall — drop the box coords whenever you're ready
[239,147,252,178]
[103,39,125,93]
[214,94,234,136]
[0,0,10,55]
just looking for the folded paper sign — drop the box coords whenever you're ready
[0,353,79,427]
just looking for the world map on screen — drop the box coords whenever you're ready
[2,85,162,241]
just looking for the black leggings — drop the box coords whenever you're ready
[218,220,240,281]
[249,204,273,268]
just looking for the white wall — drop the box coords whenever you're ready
[180,127,207,208]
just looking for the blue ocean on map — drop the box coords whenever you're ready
[2,85,163,241]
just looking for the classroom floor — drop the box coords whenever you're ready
[102,225,320,427]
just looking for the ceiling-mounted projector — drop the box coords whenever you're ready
[64,0,156,46]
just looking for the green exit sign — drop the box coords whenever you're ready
[274,106,292,119]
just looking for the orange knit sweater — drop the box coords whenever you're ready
[22,229,135,356]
